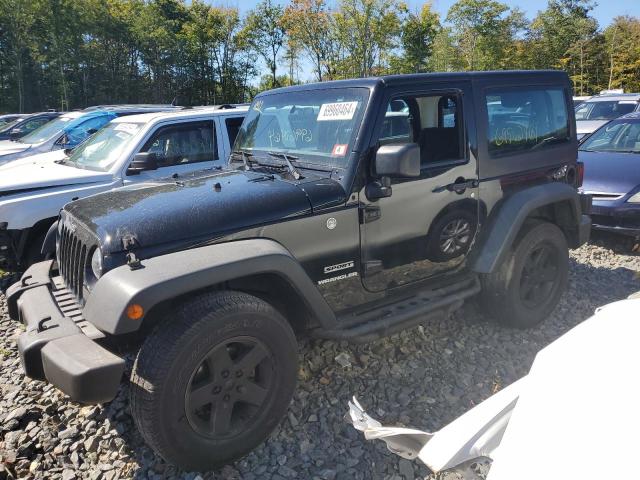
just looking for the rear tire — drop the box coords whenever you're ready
[480,220,568,328]
[129,291,298,471]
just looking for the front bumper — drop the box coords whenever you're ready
[590,202,640,237]
[7,261,124,403]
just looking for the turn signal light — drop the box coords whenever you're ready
[126,304,144,320]
[576,162,584,187]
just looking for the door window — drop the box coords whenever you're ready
[225,116,244,148]
[140,121,216,168]
[377,93,464,167]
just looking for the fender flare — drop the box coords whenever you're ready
[42,220,58,256]
[84,238,337,335]
[472,182,587,274]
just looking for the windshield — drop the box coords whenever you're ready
[575,101,637,121]
[0,118,21,133]
[19,115,75,144]
[580,120,640,153]
[66,122,143,171]
[234,87,369,168]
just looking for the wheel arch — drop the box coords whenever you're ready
[84,239,337,335]
[472,182,585,274]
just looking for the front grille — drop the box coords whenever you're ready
[57,223,90,301]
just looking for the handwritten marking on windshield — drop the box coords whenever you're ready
[268,128,313,147]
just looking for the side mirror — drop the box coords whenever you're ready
[366,143,421,200]
[9,128,22,139]
[128,152,158,174]
[375,143,421,178]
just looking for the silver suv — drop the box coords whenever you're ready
[576,93,640,139]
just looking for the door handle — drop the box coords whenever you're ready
[433,178,478,194]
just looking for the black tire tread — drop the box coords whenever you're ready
[480,219,568,328]
[129,290,296,468]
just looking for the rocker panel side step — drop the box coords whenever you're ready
[314,277,481,343]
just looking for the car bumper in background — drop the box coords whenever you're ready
[6,260,124,403]
[590,202,640,236]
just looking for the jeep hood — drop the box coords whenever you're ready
[0,153,112,193]
[63,168,346,254]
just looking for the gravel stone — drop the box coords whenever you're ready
[1,233,638,479]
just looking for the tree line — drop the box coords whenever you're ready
[1,0,639,113]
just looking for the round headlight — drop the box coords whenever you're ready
[91,247,103,280]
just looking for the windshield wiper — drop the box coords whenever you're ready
[232,149,255,171]
[267,151,303,180]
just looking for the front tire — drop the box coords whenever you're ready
[480,220,569,328]
[130,291,298,471]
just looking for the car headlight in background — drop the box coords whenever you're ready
[627,191,640,203]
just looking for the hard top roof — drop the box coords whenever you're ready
[111,104,249,124]
[257,70,570,96]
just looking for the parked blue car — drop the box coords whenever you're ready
[579,112,640,236]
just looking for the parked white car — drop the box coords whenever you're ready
[0,105,247,271]
[0,105,177,166]
[348,294,640,479]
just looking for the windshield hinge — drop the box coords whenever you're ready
[359,205,381,224]
[126,251,143,270]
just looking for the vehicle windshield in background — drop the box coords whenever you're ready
[19,115,74,144]
[580,120,640,153]
[575,101,637,121]
[234,88,369,168]
[0,119,21,133]
[67,122,143,171]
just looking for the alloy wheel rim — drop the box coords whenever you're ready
[439,219,472,254]
[185,336,274,439]
[519,242,559,309]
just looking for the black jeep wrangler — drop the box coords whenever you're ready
[7,71,590,471]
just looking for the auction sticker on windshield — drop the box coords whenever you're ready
[114,123,140,133]
[317,101,359,121]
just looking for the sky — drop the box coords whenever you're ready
[228,0,640,27]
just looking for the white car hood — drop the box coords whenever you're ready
[576,119,608,135]
[0,139,30,157]
[487,298,640,480]
[0,155,112,191]
[349,297,640,479]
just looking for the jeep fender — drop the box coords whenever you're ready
[84,239,338,335]
[472,182,590,274]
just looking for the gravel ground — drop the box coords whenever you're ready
[1,233,639,480]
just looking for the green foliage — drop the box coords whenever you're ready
[0,0,639,112]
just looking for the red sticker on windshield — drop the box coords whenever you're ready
[332,144,348,156]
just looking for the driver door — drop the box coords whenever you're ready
[360,84,480,292]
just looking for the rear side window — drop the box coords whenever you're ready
[486,87,569,157]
